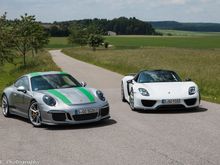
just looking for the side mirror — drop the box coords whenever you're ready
[81,81,87,87]
[185,78,192,81]
[127,79,133,84]
[17,86,27,93]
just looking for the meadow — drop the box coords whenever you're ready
[47,33,220,103]
[48,35,220,49]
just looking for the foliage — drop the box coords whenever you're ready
[68,24,88,46]
[88,34,104,51]
[0,13,14,65]
[13,13,49,66]
[151,21,220,32]
[46,17,156,37]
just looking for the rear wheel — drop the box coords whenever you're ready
[28,101,42,127]
[1,95,11,117]
[121,82,126,102]
[129,89,137,111]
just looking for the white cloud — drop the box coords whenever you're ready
[0,0,219,22]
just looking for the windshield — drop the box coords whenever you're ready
[138,71,181,83]
[31,74,82,91]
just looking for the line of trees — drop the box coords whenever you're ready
[0,13,49,67]
[68,24,105,51]
[45,17,156,37]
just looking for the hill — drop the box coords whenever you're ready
[150,21,220,32]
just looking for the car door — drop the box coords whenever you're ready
[11,76,32,117]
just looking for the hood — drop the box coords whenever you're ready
[38,87,96,106]
[140,82,197,99]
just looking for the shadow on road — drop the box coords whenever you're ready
[136,107,208,114]
[44,119,117,131]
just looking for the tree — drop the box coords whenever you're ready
[68,24,88,46]
[13,13,49,66]
[0,13,14,65]
[88,34,104,51]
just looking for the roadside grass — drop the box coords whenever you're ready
[63,47,220,103]
[105,36,220,49]
[0,51,60,97]
[46,37,73,49]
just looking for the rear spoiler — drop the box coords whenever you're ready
[126,73,136,76]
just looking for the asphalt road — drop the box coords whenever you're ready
[1,50,220,165]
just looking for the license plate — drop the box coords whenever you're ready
[76,109,98,115]
[162,99,180,104]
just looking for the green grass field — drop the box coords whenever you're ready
[48,36,220,49]
[46,37,72,49]
[105,36,220,49]
[0,51,60,97]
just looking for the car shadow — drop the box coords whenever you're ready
[6,114,31,124]
[135,106,208,114]
[44,118,117,131]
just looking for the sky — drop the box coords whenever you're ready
[0,0,220,23]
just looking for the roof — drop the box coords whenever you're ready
[27,71,68,77]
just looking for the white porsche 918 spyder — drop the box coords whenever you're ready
[121,70,200,111]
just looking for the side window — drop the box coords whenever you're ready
[14,77,30,91]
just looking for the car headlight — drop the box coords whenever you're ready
[138,88,149,96]
[188,86,196,95]
[96,90,105,101]
[43,95,56,106]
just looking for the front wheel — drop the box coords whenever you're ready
[1,95,11,117]
[121,82,126,102]
[129,89,137,111]
[28,101,42,127]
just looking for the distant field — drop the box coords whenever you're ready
[63,47,220,103]
[105,36,220,49]
[47,37,72,49]
[156,29,220,36]
[48,35,220,49]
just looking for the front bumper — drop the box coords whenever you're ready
[133,93,200,110]
[39,103,110,125]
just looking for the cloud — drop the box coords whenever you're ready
[0,0,219,22]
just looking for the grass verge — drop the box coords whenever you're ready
[0,50,60,97]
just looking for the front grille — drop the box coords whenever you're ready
[141,100,156,107]
[100,107,109,116]
[73,113,98,121]
[156,104,185,110]
[52,113,66,121]
[184,98,197,106]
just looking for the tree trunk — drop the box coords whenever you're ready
[23,51,26,67]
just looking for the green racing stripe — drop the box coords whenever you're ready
[47,89,72,105]
[77,87,95,103]
[30,72,41,77]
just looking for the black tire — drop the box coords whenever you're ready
[121,82,126,102]
[1,94,11,117]
[129,89,137,111]
[28,100,42,127]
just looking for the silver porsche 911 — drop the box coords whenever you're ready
[1,71,110,127]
